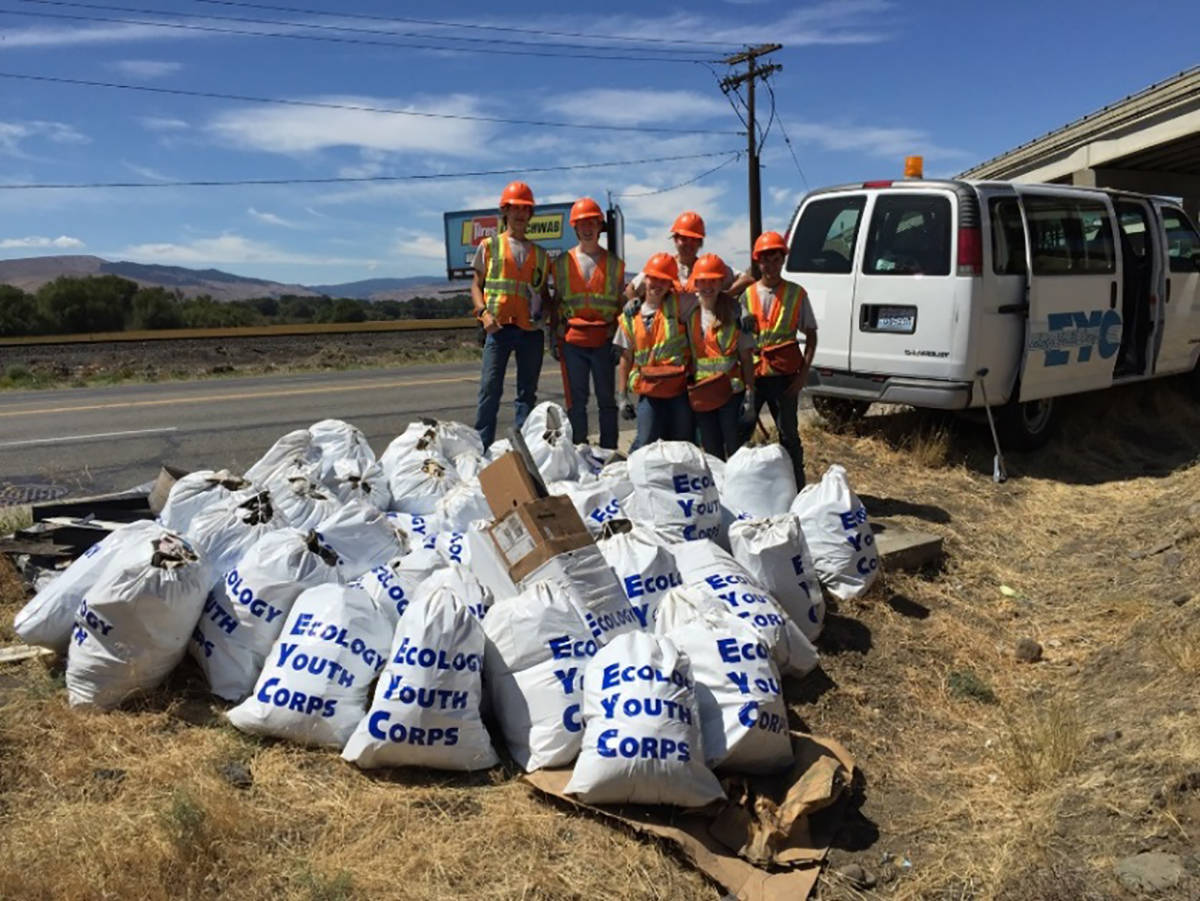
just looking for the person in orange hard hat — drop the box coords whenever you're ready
[472,180,551,449]
[614,252,693,451]
[623,210,753,318]
[550,197,625,452]
[739,230,817,486]
[685,253,756,460]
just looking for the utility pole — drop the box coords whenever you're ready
[720,44,782,265]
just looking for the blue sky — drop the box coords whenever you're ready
[1,0,1196,285]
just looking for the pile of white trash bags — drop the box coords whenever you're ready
[13,405,880,808]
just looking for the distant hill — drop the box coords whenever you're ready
[0,255,464,303]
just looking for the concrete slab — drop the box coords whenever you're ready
[871,518,944,571]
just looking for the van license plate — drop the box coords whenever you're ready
[876,306,915,332]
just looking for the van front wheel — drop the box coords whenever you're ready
[813,397,871,429]
[995,396,1057,451]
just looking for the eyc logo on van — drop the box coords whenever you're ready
[1030,309,1122,367]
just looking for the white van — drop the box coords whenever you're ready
[784,179,1200,447]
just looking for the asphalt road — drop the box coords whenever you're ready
[0,362,573,502]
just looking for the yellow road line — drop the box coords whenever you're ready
[0,374,479,418]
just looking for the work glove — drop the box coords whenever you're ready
[739,390,757,429]
[610,343,623,367]
[740,314,758,334]
[620,393,637,421]
[623,298,641,317]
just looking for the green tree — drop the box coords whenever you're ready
[130,287,184,330]
[35,274,138,333]
[331,298,367,322]
[0,285,44,336]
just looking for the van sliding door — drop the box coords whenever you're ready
[784,194,866,371]
[1018,191,1122,401]
[1155,205,1200,375]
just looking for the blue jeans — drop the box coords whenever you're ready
[695,391,745,460]
[562,340,618,449]
[630,393,693,452]
[742,374,805,485]
[475,325,544,449]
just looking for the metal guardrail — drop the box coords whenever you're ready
[0,317,478,347]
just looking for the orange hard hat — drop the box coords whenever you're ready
[642,252,679,283]
[569,197,604,226]
[670,211,705,239]
[752,230,789,261]
[499,181,535,208]
[691,253,727,283]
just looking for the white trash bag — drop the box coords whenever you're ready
[729,514,824,642]
[548,476,624,536]
[597,459,635,511]
[673,540,819,677]
[379,421,438,473]
[192,528,342,702]
[565,630,724,807]
[790,464,880,600]
[327,458,391,510]
[244,429,322,487]
[353,547,445,630]
[452,450,488,482]
[595,522,682,627]
[520,545,645,644]
[187,488,283,579]
[387,452,461,515]
[66,529,210,708]
[272,475,341,533]
[309,418,376,474]
[521,402,580,483]
[655,587,792,773]
[315,498,404,580]
[342,590,497,771]
[159,470,251,534]
[483,581,597,771]
[435,481,492,532]
[722,445,797,518]
[627,440,721,543]
[14,520,159,653]
[386,511,442,546]
[413,563,493,622]
[226,583,390,748]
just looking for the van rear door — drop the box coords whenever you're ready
[1017,189,1122,401]
[849,189,963,377]
[784,192,867,371]
[1154,203,1200,375]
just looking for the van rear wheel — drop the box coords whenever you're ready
[996,396,1057,450]
[813,397,871,429]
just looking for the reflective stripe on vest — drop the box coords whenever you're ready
[484,233,548,330]
[554,248,623,324]
[689,307,744,393]
[620,296,689,392]
[743,281,805,375]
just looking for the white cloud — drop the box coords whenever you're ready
[0,235,85,249]
[123,162,174,182]
[781,120,970,160]
[541,89,728,127]
[139,117,190,132]
[392,230,447,261]
[0,120,89,157]
[208,94,492,156]
[0,22,190,49]
[118,234,372,266]
[110,59,182,79]
[248,207,302,228]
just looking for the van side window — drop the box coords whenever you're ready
[787,196,865,274]
[1025,197,1116,275]
[1161,208,1200,273]
[862,194,951,276]
[989,197,1026,275]
[1118,206,1150,259]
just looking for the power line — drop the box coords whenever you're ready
[612,153,740,197]
[15,0,716,56]
[187,0,747,49]
[0,7,719,63]
[0,149,742,190]
[0,71,744,136]
[765,79,809,190]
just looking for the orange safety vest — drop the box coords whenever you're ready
[554,247,624,347]
[483,233,549,331]
[688,306,744,394]
[742,280,808,377]
[619,295,690,396]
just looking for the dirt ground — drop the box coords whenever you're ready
[1,377,1198,900]
[0,328,482,389]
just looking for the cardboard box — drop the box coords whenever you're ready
[487,495,591,582]
[479,451,547,518]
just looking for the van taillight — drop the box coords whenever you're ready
[957,226,982,276]
[863,180,893,188]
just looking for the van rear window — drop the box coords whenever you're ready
[1024,197,1116,275]
[787,196,865,274]
[862,194,951,276]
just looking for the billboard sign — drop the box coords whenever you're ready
[442,203,574,280]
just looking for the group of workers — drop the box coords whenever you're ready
[470,181,817,487]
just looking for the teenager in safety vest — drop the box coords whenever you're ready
[739,231,818,486]
[471,180,551,449]
[687,254,756,460]
[623,210,753,318]
[550,197,625,451]
[614,253,694,451]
